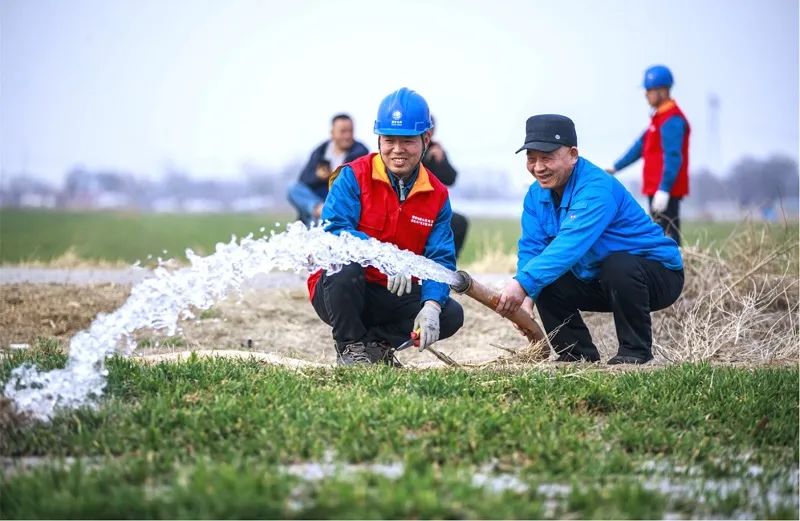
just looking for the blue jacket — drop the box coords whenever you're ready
[322,164,455,306]
[613,115,686,192]
[298,140,370,199]
[515,157,683,299]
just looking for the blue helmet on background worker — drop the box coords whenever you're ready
[374,87,433,136]
[643,65,674,90]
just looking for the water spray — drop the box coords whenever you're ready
[3,223,549,421]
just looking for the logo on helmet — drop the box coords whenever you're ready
[390,110,403,127]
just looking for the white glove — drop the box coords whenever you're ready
[651,190,670,214]
[387,274,413,297]
[413,301,441,351]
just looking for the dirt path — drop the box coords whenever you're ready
[4,274,793,368]
[0,269,627,367]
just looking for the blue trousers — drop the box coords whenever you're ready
[287,182,323,226]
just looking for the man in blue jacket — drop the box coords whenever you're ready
[287,114,369,226]
[496,114,684,364]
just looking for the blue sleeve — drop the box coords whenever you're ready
[515,191,617,300]
[421,198,456,306]
[515,190,549,275]
[658,116,685,192]
[320,167,369,240]
[613,133,645,171]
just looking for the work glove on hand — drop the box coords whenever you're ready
[413,301,441,351]
[387,274,413,297]
[651,190,670,214]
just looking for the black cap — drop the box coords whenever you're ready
[515,114,578,153]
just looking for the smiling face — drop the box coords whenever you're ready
[525,146,579,195]
[378,132,431,178]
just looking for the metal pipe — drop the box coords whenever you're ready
[450,270,550,359]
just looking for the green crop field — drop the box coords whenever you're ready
[1,209,795,266]
[1,342,797,519]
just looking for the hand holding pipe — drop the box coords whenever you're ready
[450,270,550,359]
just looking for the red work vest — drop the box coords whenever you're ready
[307,153,449,300]
[642,100,690,197]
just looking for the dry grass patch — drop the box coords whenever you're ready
[0,283,130,348]
[656,225,798,363]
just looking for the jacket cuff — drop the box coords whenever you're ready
[421,283,449,308]
[514,271,540,300]
[658,180,675,193]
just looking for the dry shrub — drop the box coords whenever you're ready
[473,319,562,369]
[654,223,798,363]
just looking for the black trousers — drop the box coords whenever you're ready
[311,263,464,348]
[536,252,684,361]
[648,195,682,246]
[451,212,469,259]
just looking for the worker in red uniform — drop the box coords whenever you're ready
[607,65,690,245]
[306,88,463,366]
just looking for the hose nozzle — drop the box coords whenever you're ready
[450,270,473,294]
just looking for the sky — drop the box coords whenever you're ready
[1,0,798,191]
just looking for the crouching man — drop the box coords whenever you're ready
[307,87,464,366]
[496,114,684,364]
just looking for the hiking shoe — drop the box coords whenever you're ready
[607,354,652,365]
[369,340,403,368]
[337,342,374,366]
[554,351,600,363]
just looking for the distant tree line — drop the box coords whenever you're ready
[2,154,797,216]
[691,155,798,208]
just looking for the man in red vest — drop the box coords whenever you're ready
[606,65,690,245]
[306,87,464,366]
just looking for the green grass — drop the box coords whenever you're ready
[0,209,294,265]
[1,209,797,266]
[1,341,797,518]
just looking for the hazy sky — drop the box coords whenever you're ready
[2,0,798,190]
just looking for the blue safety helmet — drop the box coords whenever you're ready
[374,87,433,136]
[643,65,674,90]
